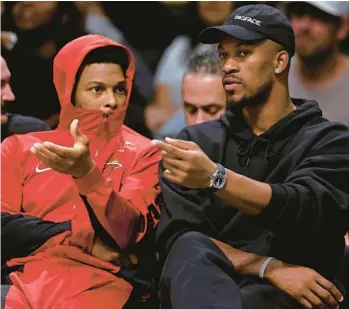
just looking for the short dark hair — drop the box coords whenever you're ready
[185,50,221,76]
[71,46,129,105]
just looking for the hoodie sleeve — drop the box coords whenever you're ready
[73,143,162,250]
[155,129,217,258]
[1,136,72,262]
[256,126,349,238]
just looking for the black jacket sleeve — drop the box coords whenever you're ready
[1,212,71,263]
[155,129,217,259]
[256,124,349,238]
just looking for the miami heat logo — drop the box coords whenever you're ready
[103,158,122,175]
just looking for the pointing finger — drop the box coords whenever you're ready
[152,139,188,159]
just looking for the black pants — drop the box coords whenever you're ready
[159,231,304,309]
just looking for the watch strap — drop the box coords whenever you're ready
[216,163,226,175]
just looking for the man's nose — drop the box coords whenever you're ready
[194,110,209,125]
[222,57,239,75]
[104,90,117,110]
[2,84,15,102]
[296,15,313,30]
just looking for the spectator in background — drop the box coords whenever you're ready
[159,51,227,137]
[287,1,349,126]
[1,1,85,129]
[147,1,235,138]
[183,51,226,127]
[1,55,50,142]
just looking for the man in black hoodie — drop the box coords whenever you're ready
[152,4,349,309]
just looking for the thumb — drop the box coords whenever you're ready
[165,137,199,150]
[70,119,88,145]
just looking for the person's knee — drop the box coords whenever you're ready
[162,232,203,268]
[166,231,239,270]
[160,232,242,309]
[173,231,210,248]
[164,231,213,266]
[161,231,235,283]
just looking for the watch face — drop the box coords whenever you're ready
[214,173,226,189]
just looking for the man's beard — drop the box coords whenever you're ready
[227,80,273,114]
[298,44,336,69]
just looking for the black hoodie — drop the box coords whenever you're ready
[156,99,349,279]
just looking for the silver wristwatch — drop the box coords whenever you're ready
[209,163,227,192]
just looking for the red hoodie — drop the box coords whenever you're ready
[1,35,161,273]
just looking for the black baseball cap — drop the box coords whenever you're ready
[199,4,295,57]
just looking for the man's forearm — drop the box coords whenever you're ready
[210,237,268,277]
[1,212,71,262]
[216,169,272,215]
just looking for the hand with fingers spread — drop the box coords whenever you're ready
[91,236,138,269]
[30,119,95,178]
[152,137,217,189]
[91,236,121,264]
[266,261,344,309]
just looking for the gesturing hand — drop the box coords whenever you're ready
[30,119,94,178]
[152,137,217,189]
[91,236,120,264]
[266,262,344,309]
[91,236,138,268]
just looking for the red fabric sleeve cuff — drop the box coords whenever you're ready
[73,165,105,196]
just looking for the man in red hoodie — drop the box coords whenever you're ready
[1,35,161,309]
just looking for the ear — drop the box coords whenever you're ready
[274,50,289,75]
[337,17,349,41]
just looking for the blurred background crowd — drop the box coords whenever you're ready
[1,1,349,142]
